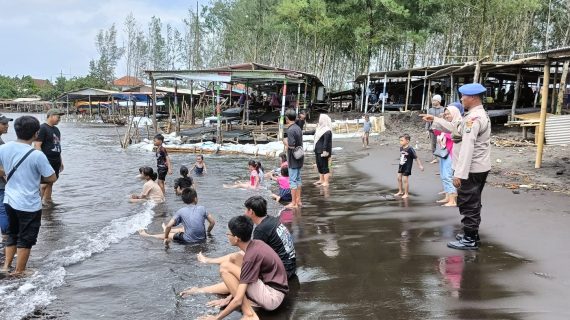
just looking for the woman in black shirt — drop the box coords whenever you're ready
[313,114,332,186]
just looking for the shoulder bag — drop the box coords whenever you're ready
[6,149,35,181]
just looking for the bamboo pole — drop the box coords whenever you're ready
[152,77,157,133]
[550,62,559,113]
[190,80,195,125]
[404,70,411,111]
[381,74,387,113]
[556,60,569,115]
[511,69,521,118]
[450,74,455,103]
[535,58,550,169]
[278,80,287,140]
[364,73,371,113]
[421,69,427,110]
[296,83,300,114]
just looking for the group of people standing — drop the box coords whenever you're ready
[0,109,65,276]
[420,83,492,250]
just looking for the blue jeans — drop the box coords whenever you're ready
[439,156,456,194]
[288,168,302,189]
[0,189,8,235]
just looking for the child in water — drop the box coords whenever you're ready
[190,155,207,175]
[139,188,215,245]
[130,167,165,203]
[271,167,292,203]
[223,160,260,189]
[394,134,424,199]
[174,166,194,195]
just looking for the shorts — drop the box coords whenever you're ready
[315,154,330,174]
[397,166,412,176]
[5,204,42,249]
[0,190,8,234]
[288,168,302,189]
[48,158,61,179]
[157,167,168,181]
[173,232,186,243]
[278,188,292,202]
[246,279,285,311]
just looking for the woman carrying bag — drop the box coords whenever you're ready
[313,114,333,187]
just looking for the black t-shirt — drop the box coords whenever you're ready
[253,216,296,277]
[156,146,168,168]
[286,123,304,169]
[398,146,417,173]
[295,119,305,131]
[37,123,61,161]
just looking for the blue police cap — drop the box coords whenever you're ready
[458,83,486,96]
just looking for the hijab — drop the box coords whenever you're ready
[314,114,332,145]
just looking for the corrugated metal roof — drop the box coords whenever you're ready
[545,115,570,145]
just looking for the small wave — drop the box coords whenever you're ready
[0,202,155,320]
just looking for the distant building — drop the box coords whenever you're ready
[113,76,145,91]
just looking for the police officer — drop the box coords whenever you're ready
[447,83,491,250]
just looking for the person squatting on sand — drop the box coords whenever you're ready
[139,188,215,245]
[394,134,424,199]
[130,167,165,204]
[313,114,333,187]
[421,83,491,250]
[192,215,289,320]
[0,116,57,276]
[180,196,296,319]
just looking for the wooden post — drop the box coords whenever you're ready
[216,84,221,145]
[359,82,365,112]
[535,58,550,169]
[550,62,559,113]
[278,80,287,140]
[421,69,427,110]
[404,70,411,111]
[556,60,569,115]
[303,79,308,109]
[296,83,301,114]
[364,73,371,113]
[511,69,521,118]
[381,74,387,113]
[88,94,92,118]
[534,76,541,108]
[174,80,180,133]
[474,60,481,83]
[425,80,432,111]
[450,74,455,103]
[152,77,157,133]
[190,80,195,125]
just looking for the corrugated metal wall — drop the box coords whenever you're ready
[545,115,570,145]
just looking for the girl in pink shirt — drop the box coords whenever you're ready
[271,167,292,203]
[224,160,260,189]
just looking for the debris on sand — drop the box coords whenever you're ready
[492,136,535,148]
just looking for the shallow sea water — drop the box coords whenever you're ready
[0,115,530,320]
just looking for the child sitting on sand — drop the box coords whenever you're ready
[271,167,292,203]
[174,166,194,195]
[394,134,424,199]
[139,188,215,245]
[130,167,165,203]
[223,160,260,189]
[190,155,207,175]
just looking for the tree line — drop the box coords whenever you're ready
[2,0,569,101]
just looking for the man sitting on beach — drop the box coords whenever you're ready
[180,196,296,300]
[138,188,215,245]
[196,216,288,320]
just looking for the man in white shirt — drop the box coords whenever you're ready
[0,116,57,276]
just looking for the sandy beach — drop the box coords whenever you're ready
[349,138,570,319]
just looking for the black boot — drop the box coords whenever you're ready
[448,230,479,250]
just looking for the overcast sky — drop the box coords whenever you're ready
[0,0,207,81]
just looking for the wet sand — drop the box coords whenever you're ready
[350,140,570,320]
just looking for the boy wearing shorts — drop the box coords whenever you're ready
[153,134,172,194]
[394,134,424,199]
